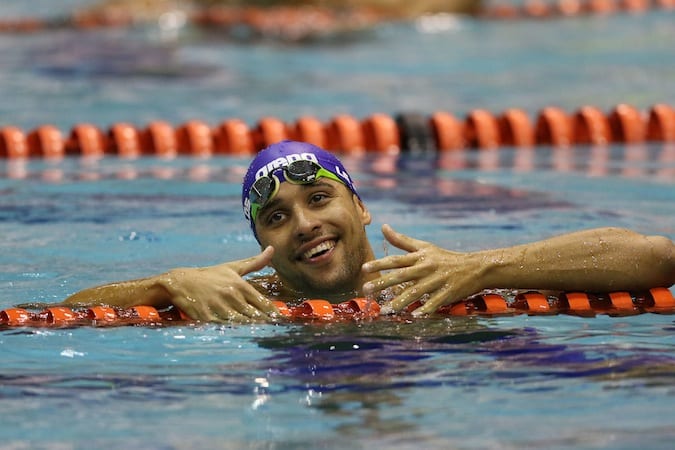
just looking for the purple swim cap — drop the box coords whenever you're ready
[242,140,359,235]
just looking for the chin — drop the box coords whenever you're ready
[304,271,359,299]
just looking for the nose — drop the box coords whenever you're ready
[292,205,322,239]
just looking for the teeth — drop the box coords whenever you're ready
[302,240,335,260]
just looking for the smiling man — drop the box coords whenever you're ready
[62,140,675,322]
[242,142,377,303]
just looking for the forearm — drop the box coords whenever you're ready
[61,276,171,309]
[476,227,674,293]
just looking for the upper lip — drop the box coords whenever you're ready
[295,236,337,260]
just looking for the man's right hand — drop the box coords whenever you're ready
[158,246,278,322]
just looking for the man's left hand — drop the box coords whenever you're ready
[361,224,484,316]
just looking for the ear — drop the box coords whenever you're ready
[353,195,372,226]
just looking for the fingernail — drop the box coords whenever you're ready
[362,282,373,293]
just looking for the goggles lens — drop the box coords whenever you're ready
[285,160,320,183]
[250,176,275,207]
[249,160,342,222]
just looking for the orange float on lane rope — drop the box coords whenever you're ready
[644,287,675,312]
[68,123,107,158]
[44,306,79,324]
[335,298,381,318]
[0,126,29,159]
[109,123,143,158]
[254,117,290,149]
[0,307,33,325]
[574,106,611,145]
[27,125,65,159]
[214,119,255,155]
[176,120,214,157]
[609,103,646,144]
[130,305,161,321]
[443,301,473,316]
[293,299,336,320]
[587,0,618,14]
[620,0,650,13]
[290,116,327,148]
[556,0,584,16]
[513,291,551,313]
[607,291,634,309]
[437,293,511,316]
[436,294,515,316]
[481,293,511,313]
[654,0,675,9]
[361,113,400,153]
[272,300,292,317]
[86,306,118,321]
[498,108,534,148]
[535,107,573,147]
[145,121,178,158]
[647,103,675,142]
[522,0,553,18]
[430,111,464,151]
[465,109,500,149]
[326,114,365,154]
[558,292,595,316]
[604,291,639,315]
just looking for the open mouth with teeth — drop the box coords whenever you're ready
[300,240,336,262]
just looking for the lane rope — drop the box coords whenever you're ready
[1,103,674,159]
[0,1,672,36]
[482,0,674,20]
[2,287,673,327]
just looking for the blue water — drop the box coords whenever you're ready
[1,2,675,449]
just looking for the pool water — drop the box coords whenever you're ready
[2,149,674,449]
[1,2,675,449]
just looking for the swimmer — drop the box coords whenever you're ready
[62,140,675,322]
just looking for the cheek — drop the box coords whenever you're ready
[256,226,277,245]
[258,229,289,254]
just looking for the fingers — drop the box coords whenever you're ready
[209,292,265,322]
[411,287,457,316]
[362,261,427,295]
[361,225,432,275]
[180,287,273,323]
[247,296,277,315]
[178,300,234,322]
[362,252,419,276]
[177,296,250,323]
[234,245,275,276]
[167,267,278,322]
[214,282,278,319]
[382,224,429,253]
[380,276,449,313]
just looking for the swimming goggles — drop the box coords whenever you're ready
[249,160,344,222]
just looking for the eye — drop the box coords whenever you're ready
[266,211,286,225]
[310,193,327,203]
[257,208,286,228]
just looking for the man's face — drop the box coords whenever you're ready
[254,179,373,300]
